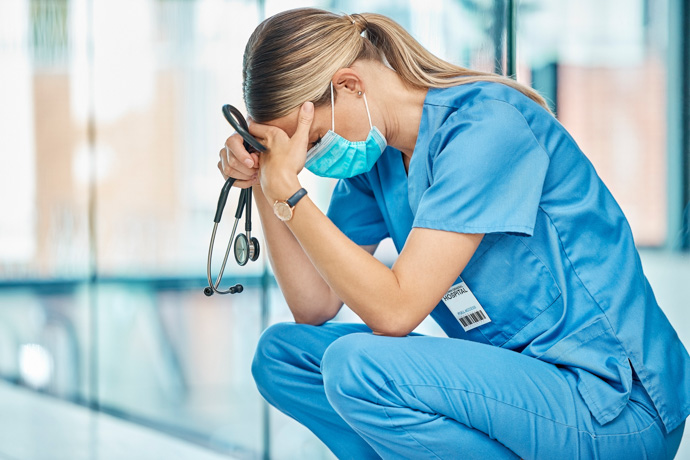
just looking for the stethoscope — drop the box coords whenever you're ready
[204,105,267,297]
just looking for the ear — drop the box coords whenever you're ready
[332,68,364,96]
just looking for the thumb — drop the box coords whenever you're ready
[293,101,314,146]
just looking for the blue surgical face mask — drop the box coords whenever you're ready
[305,83,387,179]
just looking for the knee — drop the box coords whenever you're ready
[321,333,383,412]
[251,322,298,395]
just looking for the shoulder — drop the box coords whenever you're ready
[424,81,533,112]
[422,94,538,152]
[421,82,545,140]
[418,82,553,160]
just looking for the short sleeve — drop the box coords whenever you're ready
[327,174,390,246]
[413,100,550,237]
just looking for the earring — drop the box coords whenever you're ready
[357,91,362,96]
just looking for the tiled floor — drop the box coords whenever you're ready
[0,381,235,460]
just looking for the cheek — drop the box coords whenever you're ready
[337,103,372,142]
[341,118,371,142]
[311,109,332,139]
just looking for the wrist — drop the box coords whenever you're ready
[251,183,265,197]
[272,187,308,222]
[264,174,301,203]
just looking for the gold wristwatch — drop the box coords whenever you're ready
[273,188,308,222]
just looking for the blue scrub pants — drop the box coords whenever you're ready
[252,322,685,459]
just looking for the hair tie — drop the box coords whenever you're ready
[348,14,367,33]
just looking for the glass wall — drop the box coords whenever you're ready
[517,0,672,246]
[0,1,687,459]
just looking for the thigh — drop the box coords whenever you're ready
[323,333,650,459]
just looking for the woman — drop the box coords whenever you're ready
[218,8,689,459]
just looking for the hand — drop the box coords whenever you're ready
[249,102,314,203]
[217,132,260,189]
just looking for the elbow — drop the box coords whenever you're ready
[291,305,339,326]
[293,314,332,326]
[287,293,342,326]
[371,323,415,337]
[369,314,418,337]
[372,327,411,337]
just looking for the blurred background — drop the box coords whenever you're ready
[0,0,688,459]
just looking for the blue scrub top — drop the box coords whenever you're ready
[326,82,690,432]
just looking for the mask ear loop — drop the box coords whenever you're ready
[331,82,373,130]
[362,92,373,129]
[330,82,335,131]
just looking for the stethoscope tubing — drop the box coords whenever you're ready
[205,176,244,296]
[204,105,266,297]
[206,218,242,295]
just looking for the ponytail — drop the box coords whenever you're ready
[356,13,552,113]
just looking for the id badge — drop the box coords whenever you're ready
[442,278,491,331]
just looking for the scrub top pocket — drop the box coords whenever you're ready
[461,234,562,348]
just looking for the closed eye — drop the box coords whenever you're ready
[309,135,322,150]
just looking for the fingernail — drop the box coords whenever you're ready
[244,159,254,168]
[303,101,314,113]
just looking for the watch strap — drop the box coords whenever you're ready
[286,188,308,207]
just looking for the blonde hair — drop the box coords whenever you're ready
[243,8,551,122]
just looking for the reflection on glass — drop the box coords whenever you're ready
[19,343,54,389]
[97,284,264,455]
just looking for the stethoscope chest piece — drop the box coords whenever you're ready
[234,234,249,266]
[233,234,261,266]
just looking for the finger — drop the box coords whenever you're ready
[221,144,257,177]
[249,152,260,167]
[217,160,227,180]
[218,150,257,179]
[225,134,257,169]
[292,101,314,147]
[233,176,260,190]
[247,121,279,142]
[217,159,256,183]
[219,147,251,177]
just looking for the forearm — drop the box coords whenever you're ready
[253,185,342,324]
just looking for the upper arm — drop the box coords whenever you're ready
[414,100,550,237]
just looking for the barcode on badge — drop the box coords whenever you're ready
[458,310,488,329]
[442,278,491,332]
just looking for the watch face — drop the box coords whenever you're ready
[273,201,293,221]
